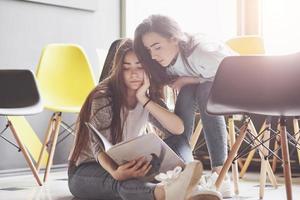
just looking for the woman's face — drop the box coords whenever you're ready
[142,32,179,67]
[123,51,144,91]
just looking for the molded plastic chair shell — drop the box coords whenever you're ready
[36,44,96,113]
[207,52,300,117]
[0,69,43,115]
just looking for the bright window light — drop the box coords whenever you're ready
[263,0,300,54]
[125,0,236,41]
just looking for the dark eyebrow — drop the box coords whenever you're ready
[123,62,130,65]
[150,42,160,48]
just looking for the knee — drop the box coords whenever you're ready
[68,178,86,199]
[178,85,196,100]
[118,180,139,199]
[176,85,197,109]
[118,180,154,200]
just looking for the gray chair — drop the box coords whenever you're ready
[0,69,43,185]
[99,39,123,82]
[206,53,300,200]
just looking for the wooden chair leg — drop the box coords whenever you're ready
[272,138,279,172]
[272,121,281,173]
[237,159,244,169]
[263,122,278,189]
[239,119,266,178]
[36,113,55,172]
[248,120,278,189]
[43,112,62,182]
[259,158,267,199]
[279,118,293,200]
[228,116,239,195]
[233,115,244,170]
[292,117,300,166]
[259,119,271,198]
[8,121,42,186]
[215,120,249,190]
[239,148,255,178]
[266,162,277,188]
[190,119,202,150]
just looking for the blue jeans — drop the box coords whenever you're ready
[174,82,228,167]
[68,162,156,200]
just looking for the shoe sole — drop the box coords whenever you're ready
[183,161,203,200]
[188,194,222,200]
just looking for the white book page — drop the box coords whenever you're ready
[107,133,184,173]
[85,122,112,151]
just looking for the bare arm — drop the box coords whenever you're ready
[143,99,184,135]
[97,152,118,176]
[136,73,184,135]
[169,76,201,91]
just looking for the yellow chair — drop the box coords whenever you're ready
[226,35,265,55]
[35,44,96,182]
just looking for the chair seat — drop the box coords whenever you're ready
[0,101,43,116]
[44,104,81,113]
[206,103,300,117]
[41,97,85,113]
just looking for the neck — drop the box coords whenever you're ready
[169,52,179,67]
[126,89,137,109]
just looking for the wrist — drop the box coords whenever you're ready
[143,98,151,108]
[112,169,120,180]
[138,96,149,105]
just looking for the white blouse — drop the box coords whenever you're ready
[167,38,237,81]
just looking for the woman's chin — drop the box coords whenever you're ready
[129,84,142,91]
[160,62,170,67]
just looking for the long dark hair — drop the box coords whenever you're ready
[134,14,199,85]
[70,38,163,164]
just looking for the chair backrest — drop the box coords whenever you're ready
[206,52,300,117]
[0,69,43,115]
[226,35,265,55]
[99,39,123,82]
[96,48,108,78]
[36,44,96,109]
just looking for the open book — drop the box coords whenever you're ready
[85,122,184,179]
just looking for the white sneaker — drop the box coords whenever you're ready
[219,175,233,198]
[157,161,203,200]
[199,172,233,198]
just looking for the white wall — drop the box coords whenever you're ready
[125,0,236,41]
[263,0,300,54]
[0,0,120,171]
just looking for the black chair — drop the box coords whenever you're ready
[99,39,123,82]
[206,53,300,200]
[0,69,43,186]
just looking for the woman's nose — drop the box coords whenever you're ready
[130,69,139,76]
[151,52,157,60]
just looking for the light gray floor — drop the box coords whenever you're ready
[0,169,299,200]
